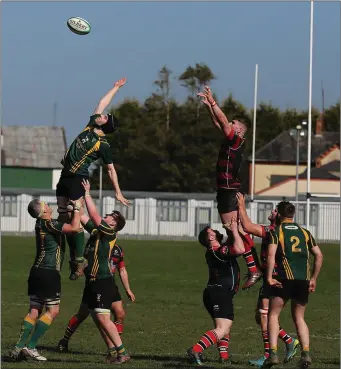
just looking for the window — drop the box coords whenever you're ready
[212,201,220,223]
[257,202,273,225]
[156,200,188,222]
[295,204,318,227]
[1,195,17,217]
[114,199,135,221]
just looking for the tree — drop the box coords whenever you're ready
[324,102,340,132]
[179,63,215,120]
[154,66,172,132]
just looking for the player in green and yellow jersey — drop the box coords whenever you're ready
[264,201,323,369]
[75,179,130,364]
[56,78,130,281]
[9,198,83,362]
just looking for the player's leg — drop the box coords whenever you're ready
[9,301,42,361]
[89,279,130,364]
[67,176,86,280]
[22,269,61,361]
[263,295,287,368]
[249,290,270,367]
[291,280,311,368]
[57,302,91,352]
[111,295,125,335]
[280,322,300,363]
[217,189,262,290]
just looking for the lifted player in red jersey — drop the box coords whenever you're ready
[237,193,300,368]
[197,86,262,290]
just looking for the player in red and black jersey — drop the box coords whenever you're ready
[187,218,245,366]
[197,86,262,290]
[237,193,300,368]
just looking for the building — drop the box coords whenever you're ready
[250,119,340,197]
[1,126,66,190]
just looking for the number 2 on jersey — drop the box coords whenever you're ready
[290,236,301,252]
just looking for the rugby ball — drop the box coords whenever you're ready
[67,17,91,35]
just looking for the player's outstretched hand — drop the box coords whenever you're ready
[82,179,91,192]
[126,289,136,302]
[268,278,283,288]
[236,192,245,208]
[197,92,211,107]
[114,78,127,88]
[116,192,131,207]
[309,278,316,292]
[204,85,215,104]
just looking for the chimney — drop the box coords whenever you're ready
[315,118,323,137]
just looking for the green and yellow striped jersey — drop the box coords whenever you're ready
[83,219,117,281]
[61,116,113,177]
[270,221,317,281]
[33,219,66,272]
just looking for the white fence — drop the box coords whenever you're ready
[1,192,340,243]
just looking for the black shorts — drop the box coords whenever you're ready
[56,174,88,200]
[258,279,272,301]
[269,279,310,305]
[203,286,235,320]
[216,189,239,214]
[28,267,61,305]
[82,278,121,312]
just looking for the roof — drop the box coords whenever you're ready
[250,130,339,163]
[270,166,339,187]
[1,126,67,168]
[320,160,340,172]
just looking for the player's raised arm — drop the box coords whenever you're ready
[204,86,232,138]
[107,163,130,207]
[82,179,102,226]
[93,78,127,115]
[197,92,221,131]
[236,193,263,237]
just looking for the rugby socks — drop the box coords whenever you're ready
[63,315,80,342]
[116,344,128,356]
[193,330,218,353]
[108,346,117,357]
[262,331,270,358]
[242,234,259,273]
[66,230,85,262]
[27,313,53,349]
[270,347,278,357]
[302,346,310,356]
[114,320,124,335]
[16,315,36,348]
[278,327,293,345]
[218,334,230,360]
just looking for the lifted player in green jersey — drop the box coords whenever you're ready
[9,198,82,362]
[264,201,323,369]
[56,78,130,281]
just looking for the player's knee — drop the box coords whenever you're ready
[46,305,60,319]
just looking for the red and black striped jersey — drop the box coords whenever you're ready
[110,244,125,274]
[216,127,245,190]
[260,224,277,272]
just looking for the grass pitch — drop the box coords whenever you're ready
[1,236,340,368]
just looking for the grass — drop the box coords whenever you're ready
[1,236,340,368]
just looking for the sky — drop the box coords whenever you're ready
[2,1,340,143]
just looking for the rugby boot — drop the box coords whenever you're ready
[57,338,69,353]
[22,347,47,361]
[187,347,203,366]
[112,353,131,365]
[242,270,263,290]
[299,353,312,369]
[69,259,87,281]
[262,354,279,368]
[284,338,300,363]
[249,355,267,367]
[8,346,24,362]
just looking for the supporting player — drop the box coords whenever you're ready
[187,219,245,366]
[8,198,82,362]
[197,87,262,290]
[68,179,130,364]
[58,240,135,360]
[56,78,130,281]
[236,193,299,368]
[262,201,323,369]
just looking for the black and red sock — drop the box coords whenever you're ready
[114,320,124,335]
[262,331,270,358]
[218,334,230,360]
[193,330,218,353]
[63,315,80,342]
[279,327,293,345]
